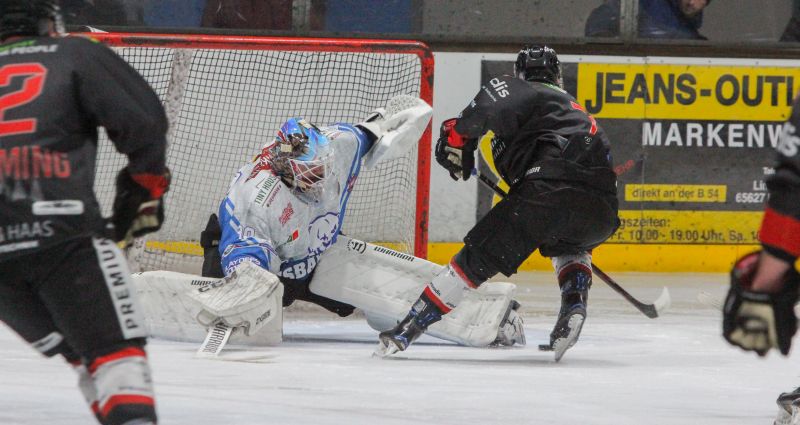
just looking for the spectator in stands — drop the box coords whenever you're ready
[585,0,620,37]
[638,0,710,39]
[201,0,293,30]
[585,0,710,40]
[780,0,800,42]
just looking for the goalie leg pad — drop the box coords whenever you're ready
[310,236,520,347]
[132,266,283,346]
[427,281,518,347]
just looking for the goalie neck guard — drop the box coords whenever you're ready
[262,117,333,197]
[0,0,64,40]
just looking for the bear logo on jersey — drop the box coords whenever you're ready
[307,212,339,256]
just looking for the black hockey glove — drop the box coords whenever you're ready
[722,251,800,357]
[435,118,475,181]
[112,167,171,248]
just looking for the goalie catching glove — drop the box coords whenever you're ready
[358,95,432,169]
[435,118,476,181]
[112,167,170,247]
[723,251,800,356]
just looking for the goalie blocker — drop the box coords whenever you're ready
[131,236,524,349]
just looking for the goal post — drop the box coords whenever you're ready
[88,33,433,273]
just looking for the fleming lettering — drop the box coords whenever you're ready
[0,146,70,180]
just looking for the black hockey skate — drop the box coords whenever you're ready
[374,293,443,357]
[542,267,591,362]
[775,387,800,425]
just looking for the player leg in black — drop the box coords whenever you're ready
[462,179,616,358]
[377,180,556,355]
[200,213,225,278]
[0,259,106,423]
[546,255,592,361]
[1,237,158,425]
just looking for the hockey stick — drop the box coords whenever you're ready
[473,169,670,318]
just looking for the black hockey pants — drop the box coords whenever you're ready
[0,236,148,361]
[457,178,619,283]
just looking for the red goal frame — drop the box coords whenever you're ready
[87,32,433,259]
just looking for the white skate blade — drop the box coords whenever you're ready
[373,339,400,358]
[552,314,585,362]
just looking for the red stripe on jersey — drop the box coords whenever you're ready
[760,207,800,257]
[423,286,452,313]
[89,347,146,374]
[100,394,155,417]
[449,259,478,288]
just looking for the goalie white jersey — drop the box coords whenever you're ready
[218,123,373,281]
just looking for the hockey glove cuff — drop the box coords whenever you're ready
[435,118,475,181]
[722,251,800,356]
[112,167,171,247]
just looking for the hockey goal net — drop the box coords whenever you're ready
[89,33,433,273]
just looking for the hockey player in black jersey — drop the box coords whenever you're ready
[0,1,169,424]
[722,94,800,424]
[377,45,619,361]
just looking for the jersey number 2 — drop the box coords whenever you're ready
[0,63,48,137]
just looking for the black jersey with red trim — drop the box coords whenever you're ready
[759,96,800,263]
[0,35,167,259]
[454,75,616,195]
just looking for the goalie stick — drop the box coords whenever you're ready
[474,169,671,319]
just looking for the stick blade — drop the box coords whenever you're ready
[639,287,672,319]
[655,287,671,312]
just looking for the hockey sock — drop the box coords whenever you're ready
[423,258,480,313]
[88,346,157,425]
[70,361,105,424]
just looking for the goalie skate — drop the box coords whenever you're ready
[491,300,525,347]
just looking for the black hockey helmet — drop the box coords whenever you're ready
[0,0,64,40]
[514,45,562,88]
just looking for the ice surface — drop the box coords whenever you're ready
[0,272,796,424]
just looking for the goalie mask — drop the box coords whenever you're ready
[0,0,64,40]
[262,117,333,197]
